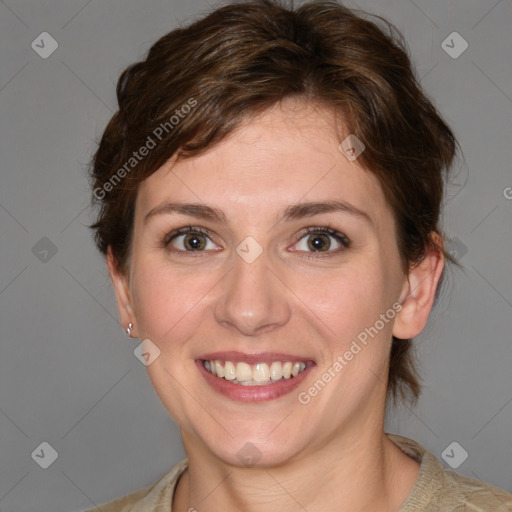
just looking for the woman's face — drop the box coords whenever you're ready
[116,98,411,466]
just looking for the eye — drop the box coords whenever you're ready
[291,227,350,255]
[162,225,350,257]
[164,226,219,253]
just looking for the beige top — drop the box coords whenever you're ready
[87,433,512,511]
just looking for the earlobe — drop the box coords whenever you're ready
[107,246,136,336]
[393,237,445,340]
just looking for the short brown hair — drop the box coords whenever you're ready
[89,0,459,405]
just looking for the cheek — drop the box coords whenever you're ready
[297,262,391,343]
[129,259,219,423]
[130,257,218,348]
[299,261,399,402]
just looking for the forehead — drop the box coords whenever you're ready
[136,99,390,226]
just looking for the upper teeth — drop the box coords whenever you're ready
[203,360,307,385]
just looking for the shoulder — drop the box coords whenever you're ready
[84,459,188,512]
[440,469,512,512]
[386,433,512,512]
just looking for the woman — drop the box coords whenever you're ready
[86,1,512,510]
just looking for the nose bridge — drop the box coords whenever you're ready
[214,241,291,335]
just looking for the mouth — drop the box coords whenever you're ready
[202,359,308,385]
[196,352,314,402]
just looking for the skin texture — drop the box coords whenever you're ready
[108,98,444,512]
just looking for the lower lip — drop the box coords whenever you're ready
[196,360,313,402]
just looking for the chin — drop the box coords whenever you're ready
[188,418,314,469]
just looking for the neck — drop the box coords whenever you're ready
[173,425,420,512]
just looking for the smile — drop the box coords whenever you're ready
[197,352,314,402]
[203,360,307,385]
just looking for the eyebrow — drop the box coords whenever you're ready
[144,200,372,226]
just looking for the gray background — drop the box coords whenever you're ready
[0,0,511,510]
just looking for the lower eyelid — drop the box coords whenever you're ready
[291,244,347,256]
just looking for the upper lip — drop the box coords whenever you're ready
[198,351,314,364]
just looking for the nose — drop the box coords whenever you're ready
[213,246,291,336]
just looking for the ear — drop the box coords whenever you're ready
[107,246,137,336]
[393,234,445,340]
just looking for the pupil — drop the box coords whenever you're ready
[309,234,329,251]
[186,234,204,250]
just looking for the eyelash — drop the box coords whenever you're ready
[162,225,351,259]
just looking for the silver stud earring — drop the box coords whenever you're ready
[125,322,133,337]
